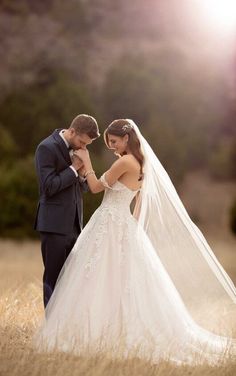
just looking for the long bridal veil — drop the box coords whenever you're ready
[128,119,236,335]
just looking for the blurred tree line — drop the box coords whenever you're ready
[0,0,235,238]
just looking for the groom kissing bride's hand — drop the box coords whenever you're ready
[73,149,92,179]
[71,151,84,173]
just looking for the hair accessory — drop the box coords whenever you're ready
[122,124,133,132]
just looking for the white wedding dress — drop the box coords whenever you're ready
[34,174,235,365]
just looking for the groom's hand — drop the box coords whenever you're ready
[74,149,89,161]
[71,154,84,171]
[78,165,86,175]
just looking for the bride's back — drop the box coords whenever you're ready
[118,154,142,191]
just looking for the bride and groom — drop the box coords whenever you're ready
[34,114,236,364]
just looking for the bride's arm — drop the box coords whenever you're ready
[75,150,130,194]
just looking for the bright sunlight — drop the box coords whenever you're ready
[199,0,236,34]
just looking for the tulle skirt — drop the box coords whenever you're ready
[34,206,236,365]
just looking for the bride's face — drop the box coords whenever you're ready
[107,134,128,155]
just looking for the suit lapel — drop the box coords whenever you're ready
[53,129,71,165]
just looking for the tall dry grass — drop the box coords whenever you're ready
[1,284,236,376]
[0,240,236,376]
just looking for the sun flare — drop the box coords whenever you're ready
[199,0,236,34]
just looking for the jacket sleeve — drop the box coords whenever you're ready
[35,143,77,197]
[78,176,90,193]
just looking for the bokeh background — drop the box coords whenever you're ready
[0,0,235,244]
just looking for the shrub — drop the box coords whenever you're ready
[0,156,38,238]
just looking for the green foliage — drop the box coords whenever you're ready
[0,156,38,238]
[103,56,156,125]
[0,71,96,158]
[229,199,236,236]
[0,125,17,162]
[145,120,188,185]
[102,52,221,184]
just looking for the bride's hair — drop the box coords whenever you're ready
[104,119,144,179]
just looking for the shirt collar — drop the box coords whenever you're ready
[59,129,70,149]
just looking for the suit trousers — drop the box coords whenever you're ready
[40,213,80,308]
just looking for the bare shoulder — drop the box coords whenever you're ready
[121,154,138,163]
[110,154,140,172]
[120,154,140,168]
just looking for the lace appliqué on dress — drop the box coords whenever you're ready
[84,209,108,278]
[83,176,138,279]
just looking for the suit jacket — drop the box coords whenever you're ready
[34,129,88,235]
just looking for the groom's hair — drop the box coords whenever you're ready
[70,114,100,139]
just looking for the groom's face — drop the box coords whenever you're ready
[69,130,94,150]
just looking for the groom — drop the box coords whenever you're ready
[34,114,100,308]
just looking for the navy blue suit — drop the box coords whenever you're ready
[34,129,88,307]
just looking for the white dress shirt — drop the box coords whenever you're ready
[59,129,78,177]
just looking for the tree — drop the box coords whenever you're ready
[0,71,96,157]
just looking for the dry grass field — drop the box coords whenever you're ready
[0,172,236,375]
[0,238,236,376]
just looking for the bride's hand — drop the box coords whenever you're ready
[73,149,90,162]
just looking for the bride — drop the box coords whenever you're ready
[34,119,236,365]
